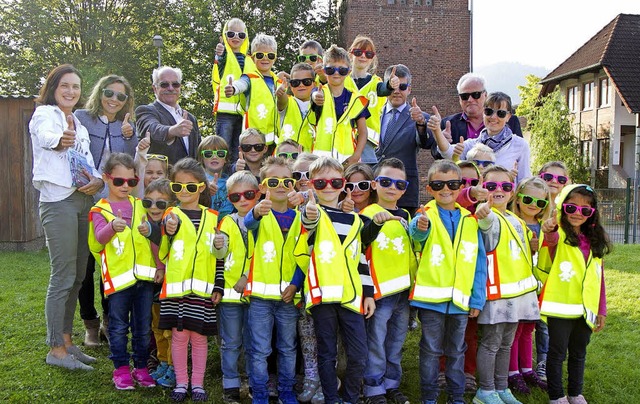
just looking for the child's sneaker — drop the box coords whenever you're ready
[386,389,409,404]
[549,397,570,404]
[223,387,241,404]
[113,366,135,390]
[522,370,547,390]
[268,373,279,397]
[278,390,298,404]
[191,386,208,402]
[150,361,168,380]
[157,365,176,388]
[568,395,588,404]
[465,372,478,393]
[536,360,547,382]
[508,373,530,394]
[170,385,188,402]
[310,388,325,404]
[472,389,505,404]
[365,394,388,404]
[298,378,320,402]
[497,388,522,404]
[132,367,156,387]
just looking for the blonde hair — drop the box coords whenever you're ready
[467,143,496,161]
[510,177,551,221]
[239,128,266,144]
[309,156,343,178]
[259,156,292,181]
[323,45,350,67]
[251,33,277,53]
[226,170,259,192]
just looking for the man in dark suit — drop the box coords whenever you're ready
[136,66,201,164]
[375,64,434,215]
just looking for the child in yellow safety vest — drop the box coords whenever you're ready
[409,160,487,404]
[538,184,610,404]
[88,153,157,390]
[275,63,316,151]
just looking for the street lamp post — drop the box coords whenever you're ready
[153,35,163,68]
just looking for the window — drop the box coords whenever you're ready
[567,86,578,112]
[582,82,593,110]
[581,140,592,164]
[599,78,610,107]
[414,0,421,4]
[597,138,609,169]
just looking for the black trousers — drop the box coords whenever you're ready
[78,254,109,320]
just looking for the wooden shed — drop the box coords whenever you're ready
[0,96,44,251]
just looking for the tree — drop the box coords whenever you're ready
[517,75,590,184]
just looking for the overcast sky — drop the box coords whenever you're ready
[473,0,640,70]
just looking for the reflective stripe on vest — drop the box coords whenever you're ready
[345,75,384,145]
[244,72,280,145]
[164,278,216,297]
[280,96,314,151]
[219,215,253,304]
[224,288,244,302]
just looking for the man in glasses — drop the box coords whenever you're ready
[136,66,201,164]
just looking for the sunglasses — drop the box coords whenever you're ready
[461,177,480,187]
[277,152,299,160]
[254,52,276,60]
[297,54,319,63]
[105,173,139,187]
[228,190,258,203]
[289,78,314,88]
[158,81,181,89]
[483,181,514,192]
[351,49,376,59]
[375,176,409,191]
[240,143,266,153]
[141,199,169,210]
[540,172,568,185]
[292,171,309,181]
[518,193,548,209]
[473,159,494,168]
[147,154,168,162]
[225,31,246,39]
[396,83,409,91]
[428,180,463,191]
[458,91,484,101]
[484,107,509,118]
[345,180,370,192]
[311,178,346,190]
[324,66,350,76]
[170,182,204,193]
[261,177,296,188]
[102,89,128,102]
[201,150,227,159]
[563,203,595,217]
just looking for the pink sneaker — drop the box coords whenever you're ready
[113,366,135,390]
[132,367,156,387]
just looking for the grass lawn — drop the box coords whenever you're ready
[1,246,639,403]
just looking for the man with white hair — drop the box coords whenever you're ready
[136,66,201,164]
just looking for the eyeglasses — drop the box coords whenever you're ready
[324,66,350,76]
[458,91,484,101]
[225,31,246,39]
[351,49,375,59]
[289,78,314,88]
[396,83,409,91]
[483,181,514,192]
[277,152,299,160]
[170,182,204,193]
[473,159,494,168]
[428,180,463,191]
[158,81,181,89]
[254,52,276,60]
[345,180,370,192]
[105,173,139,187]
[563,203,595,217]
[518,193,548,209]
[375,176,409,191]
[461,177,480,187]
[484,108,509,118]
[102,89,128,102]
[311,178,346,190]
[292,171,309,181]
[201,150,227,159]
[540,172,568,185]
[297,54,319,63]
[228,190,258,203]
[141,199,169,210]
[240,143,266,153]
[261,177,296,188]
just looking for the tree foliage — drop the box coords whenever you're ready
[517,75,590,184]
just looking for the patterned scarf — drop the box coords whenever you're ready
[479,126,513,153]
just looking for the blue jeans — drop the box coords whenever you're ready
[535,320,549,363]
[248,298,298,399]
[219,303,253,389]
[364,290,410,397]
[418,309,468,401]
[311,304,368,404]
[215,113,243,162]
[108,281,154,368]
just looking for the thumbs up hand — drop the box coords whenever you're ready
[254,190,272,218]
[287,182,304,207]
[215,39,225,56]
[409,97,426,125]
[542,209,558,234]
[235,150,246,172]
[304,190,318,221]
[224,76,235,97]
[214,227,225,250]
[312,85,324,106]
[165,211,179,235]
[442,120,453,143]
[341,188,355,213]
[57,115,77,150]
[137,215,151,237]
[168,111,193,138]
[427,105,442,134]
[510,161,519,181]
[137,131,151,152]
[208,172,219,196]
[121,113,134,138]
[452,136,465,161]
[469,177,489,202]
[112,209,127,233]
[475,194,494,220]
[314,64,328,83]
[276,79,289,98]
[416,213,430,232]
[530,231,539,253]
[388,66,400,90]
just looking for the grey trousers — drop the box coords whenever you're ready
[477,322,518,391]
[40,191,93,347]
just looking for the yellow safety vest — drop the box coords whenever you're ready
[244,210,308,303]
[244,71,281,145]
[409,201,479,311]
[309,85,368,163]
[88,196,156,296]
[279,96,314,151]
[345,75,385,146]
[537,228,602,329]
[219,214,254,304]
[485,209,537,300]
[305,207,364,313]
[159,206,219,298]
[360,203,416,299]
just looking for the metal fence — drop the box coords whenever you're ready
[596,178,638,244]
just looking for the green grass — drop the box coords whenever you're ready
[1,246,639,403]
